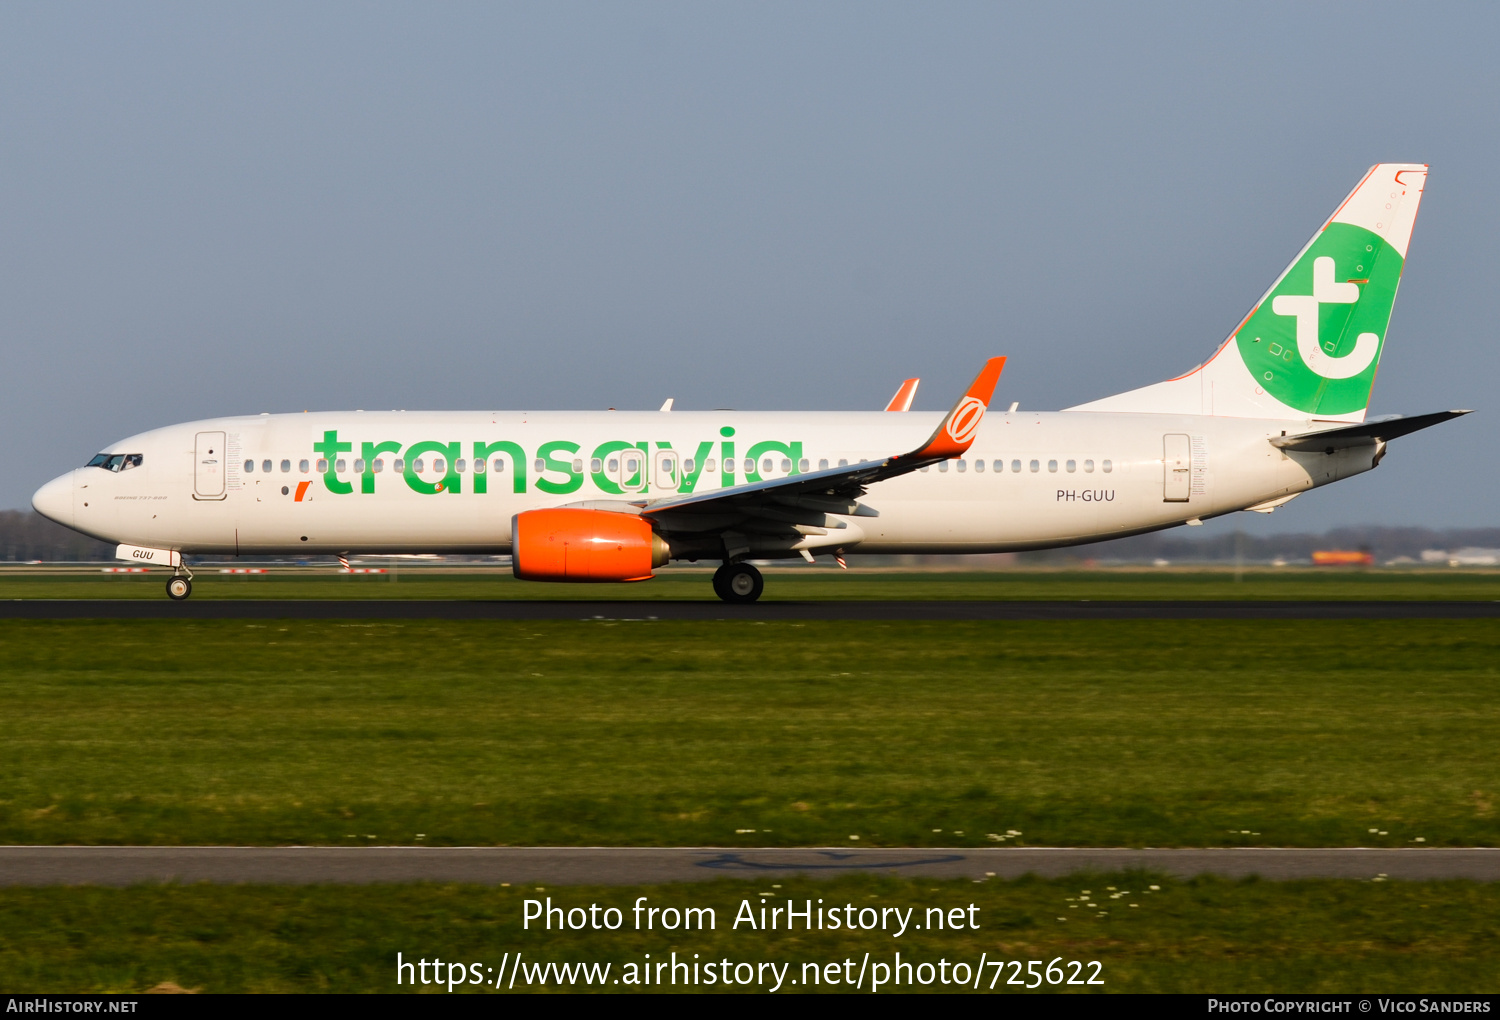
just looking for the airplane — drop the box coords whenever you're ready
[31,163,1468,603]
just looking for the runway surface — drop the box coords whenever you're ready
[2,847,1497,886]
[4,599,1500,620]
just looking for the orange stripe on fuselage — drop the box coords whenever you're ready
[295,481,311,502]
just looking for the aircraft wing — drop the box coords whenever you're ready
[1270,409,1471,452]
[641,358,1004,526]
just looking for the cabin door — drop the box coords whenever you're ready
[195,431,227,499]
[1163,434,1191,502]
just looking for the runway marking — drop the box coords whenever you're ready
[696,851,966,871]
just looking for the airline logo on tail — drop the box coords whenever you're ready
[1270,255,1380,380]
[1235,222,1403,415]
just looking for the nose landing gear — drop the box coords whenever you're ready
[165,562,194,601]
[712,562,763,604]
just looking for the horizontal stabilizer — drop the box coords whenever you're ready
[1271,409,1471,452]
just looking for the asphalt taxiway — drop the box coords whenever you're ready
[1,847,1496,886]
[3,600,1500,620]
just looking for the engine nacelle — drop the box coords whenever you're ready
[511,508,669,582]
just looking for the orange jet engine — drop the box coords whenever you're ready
[511,508,670,582]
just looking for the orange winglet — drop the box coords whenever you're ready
[884,378,919,412]
[910,357,1006,460]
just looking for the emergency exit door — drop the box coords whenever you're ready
[1163,434,1191,502]
[195,431,226,499]
[653,450,679,492]
[615,447,647,492]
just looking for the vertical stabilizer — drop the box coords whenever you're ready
[1069,163,1427,421]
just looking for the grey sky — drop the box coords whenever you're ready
[2,3,1494,533]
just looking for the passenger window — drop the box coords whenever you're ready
[975,459,985,472]
[938,461,948,472]
[1066,459,1076,472]
[818,459,829,471]
[473,458,485,474]
[722,458,733,474]
[336,459,347,473]
[956,459,967,472]
[299,459,310,473]
[533,458,544,473]
[317,459,328,473]
[798,458,809,473]
[373,459,384,473]
[706,459,718,473]
[573,459,584,472]
[744,458,754,473]
[608,458,619,473]
[1084,459,1094,473]
[1029,459,1039,473]
[1048,459,1058,472]
[353,459,365,473]
[280,459,291,473]
[433,458,445,473]
[262,459,272,473]
[244,460,255,473]
[920,466,929,472]
[778,458,790,472]
[660,458,672,474]
[684,458,695,473]
[1102,459,1113,473]
[1011,460,1021,473]
[838,459,848,468]
[394,459,405,473]
[413,458,425,473]
[591,458,603,474]
[492,459,506,473]
[763,458,773,473]
[456,459,466,473]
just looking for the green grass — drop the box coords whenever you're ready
[1,619,1497,847]
[2,875,1496,993]
[4,566,1500,600]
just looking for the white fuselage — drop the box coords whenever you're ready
[33,409,1375,559]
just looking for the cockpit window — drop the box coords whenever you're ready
[86,453,143,472]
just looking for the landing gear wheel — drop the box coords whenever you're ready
[166,576,193,601]
[716,562,763,604]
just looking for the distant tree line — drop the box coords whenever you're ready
[0,511,113,561]
[0,508,1496,564]
[1018,525,1500,564]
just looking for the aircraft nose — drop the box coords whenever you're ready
[32,472,75,528]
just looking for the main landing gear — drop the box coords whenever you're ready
[712,562,763,604]
[166,564,194,601]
